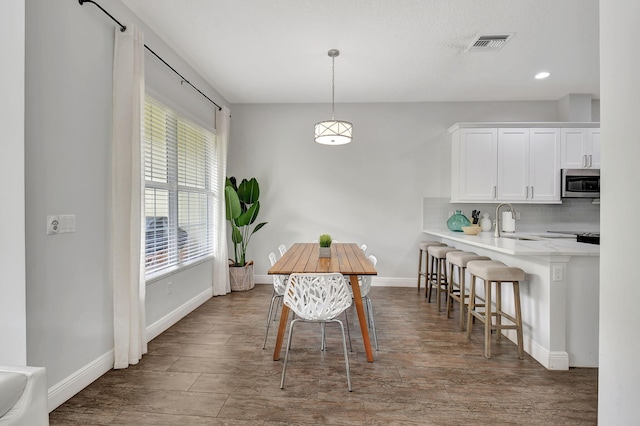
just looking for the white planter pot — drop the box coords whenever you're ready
[319,247,331,258]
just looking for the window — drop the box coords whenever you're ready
[143,95,217,277]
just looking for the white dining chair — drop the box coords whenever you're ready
[278,244,287,257]
[263,252,288,349]
[280,273,353,391]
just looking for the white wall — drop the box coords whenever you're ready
[228,101,571,282]
[0,0,26,366]
[599,1,640,423]
[23,0,228,404]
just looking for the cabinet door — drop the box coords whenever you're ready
[529,128,561,201]
[459,129,497,200]
[561,128,589,168]
[497,129,529,200]
[589,129,601,168]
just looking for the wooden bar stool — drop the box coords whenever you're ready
[417,241,444,292]
[466,260,525,359]
[426,246,461,312]
[445,251,491,330]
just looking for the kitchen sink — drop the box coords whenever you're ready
[500,234,543,241]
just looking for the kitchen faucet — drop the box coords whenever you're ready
[494,203,517,238]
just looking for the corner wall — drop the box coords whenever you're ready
[0,0,26,366]
[599,1,640,423]
[24,0,228,408]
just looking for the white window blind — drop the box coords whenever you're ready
[144,95,217,277]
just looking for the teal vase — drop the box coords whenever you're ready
[447,210,471,232]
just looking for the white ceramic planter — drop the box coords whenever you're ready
[319,247,331,258]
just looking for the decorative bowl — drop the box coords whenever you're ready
[461,225,482,235]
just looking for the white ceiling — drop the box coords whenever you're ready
[121,0,599,104]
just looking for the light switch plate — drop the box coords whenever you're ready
[59,214,76,233]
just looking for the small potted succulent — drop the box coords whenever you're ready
[318,234,332,258]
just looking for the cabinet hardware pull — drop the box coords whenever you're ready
[526,186,529,199]
[531,186,534,198]
[493,186,496,199]
[582,154,587,168]
[588,155,593,168]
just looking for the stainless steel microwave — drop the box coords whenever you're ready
[561,169,600,198]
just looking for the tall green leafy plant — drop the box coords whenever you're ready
[225,177,267,266]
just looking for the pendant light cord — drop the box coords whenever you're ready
[331,54,336,120]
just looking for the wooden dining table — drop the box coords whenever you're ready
[267,243,378,363]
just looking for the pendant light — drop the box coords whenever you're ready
[314,49,353,145]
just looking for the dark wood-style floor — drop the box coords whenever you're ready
[50,284,597,425]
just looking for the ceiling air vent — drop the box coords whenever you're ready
[466,34,514,51]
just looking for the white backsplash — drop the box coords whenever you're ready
[423,197,600,233]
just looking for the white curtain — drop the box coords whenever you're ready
[111,25,146,368]
[213,107,231,296]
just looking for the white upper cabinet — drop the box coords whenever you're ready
[450,123,571,204]
[588,128,601,168]
[561,128,600,168]
[528,128,562,201]
[453,128,498,201]
[497,128,561,202]
[497,129,529,200]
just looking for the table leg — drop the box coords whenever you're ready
[350,275,374,362]
[272,304,290,361]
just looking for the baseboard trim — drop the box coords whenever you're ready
[48,287,213,412]
[146,287,213,342]
[47,349,114,412]
[502,329,569,370]
[255,275,415,288]
[371,277,415,287]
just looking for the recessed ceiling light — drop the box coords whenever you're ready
[535,71,551,79]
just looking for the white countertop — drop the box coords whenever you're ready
[423,228,600,257]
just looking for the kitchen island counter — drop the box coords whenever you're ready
[423,228,599,370]
[423,228,600,257]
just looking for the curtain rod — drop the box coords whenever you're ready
[78,0,223,111]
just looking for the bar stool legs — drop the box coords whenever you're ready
[426,246,461,312]
[417,241,444,292]
[466,260,525,359]
[445,251,490,330]
[513,280,524,358]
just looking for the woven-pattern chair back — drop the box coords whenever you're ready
[278,244,287,257]
[284,273,352,321]
[269,252,287,295]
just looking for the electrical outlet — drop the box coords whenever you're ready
[47,215,60,235]
[552,265,563,282]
